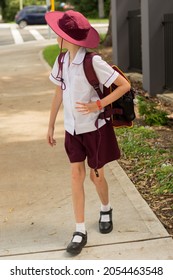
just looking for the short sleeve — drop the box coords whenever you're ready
[92,55,119,88]
[49,56,61,86]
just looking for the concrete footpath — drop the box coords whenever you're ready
[0,41,173,260]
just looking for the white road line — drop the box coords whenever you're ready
[10,26,24,44]
[29,29,45,41]
[91,23,108,27]
[0,23,10,28]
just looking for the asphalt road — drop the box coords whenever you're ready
[0,23,108,46]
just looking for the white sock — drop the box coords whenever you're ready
[101,203,111,212]
[72,223,86,243]
[100,203,111,222]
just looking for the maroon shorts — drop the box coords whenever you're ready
[64,121,120,169]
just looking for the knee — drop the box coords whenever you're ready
[71,166,86,182]
[90,170,105,185]
[90,171,95,183]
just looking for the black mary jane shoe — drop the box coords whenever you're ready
[66,231,87,255]
[99,208,113,234]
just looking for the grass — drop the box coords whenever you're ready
[155,165,173,194]
[116,125,173,194]
[43,44,60,67]
[88,18,108,24]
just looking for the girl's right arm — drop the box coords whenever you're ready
[47,86,63,147]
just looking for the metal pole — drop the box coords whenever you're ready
[51,0,55,11]
[98,0,105,18]
[19,0,23,10]
[46,0,51,39]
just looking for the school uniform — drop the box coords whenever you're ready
[49,47,120,169]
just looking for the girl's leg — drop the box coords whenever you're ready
[90,167,109,205]
[70,161,86,223]
[90,167,113,233]
[66,161,87,255]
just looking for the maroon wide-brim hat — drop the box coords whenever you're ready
[45,10,100,48]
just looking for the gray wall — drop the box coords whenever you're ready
[111,0,140,71]
[142,0,173,94]
[111,0,173,95]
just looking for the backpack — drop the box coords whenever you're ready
[58,51,136,128]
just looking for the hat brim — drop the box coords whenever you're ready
[45,11,100,48]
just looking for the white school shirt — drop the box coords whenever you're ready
[49,47,119,135]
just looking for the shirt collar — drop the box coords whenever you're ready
[65,47,86,65]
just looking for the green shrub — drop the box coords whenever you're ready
[137,96,168,126]
[3,0,18,22]
[69,0,110,18]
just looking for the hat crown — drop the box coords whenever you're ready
[61,10,90,30]
[59,10,90,41]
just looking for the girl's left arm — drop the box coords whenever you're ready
[76,75,130,114]
[100,74,130,108]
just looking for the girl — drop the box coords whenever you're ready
[45,10,130,255]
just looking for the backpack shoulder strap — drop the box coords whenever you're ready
[57,51,67,71]
[83,52,103,99]
[56,51,67,90]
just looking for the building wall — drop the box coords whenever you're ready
[111,0,173,95]
[111,0,140,71]
[142,0,173,94]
